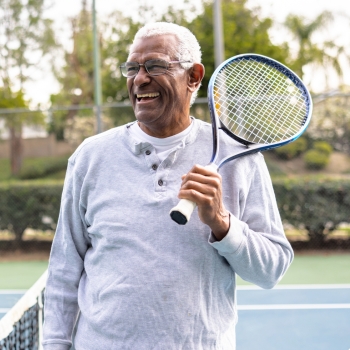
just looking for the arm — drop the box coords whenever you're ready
[177,154,293,289]
[43,159,90,350]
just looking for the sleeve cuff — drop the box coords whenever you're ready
[208,213,246,254]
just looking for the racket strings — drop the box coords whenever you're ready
[216,68,305,143]
[214,58,307,144]
[217,66,303,142]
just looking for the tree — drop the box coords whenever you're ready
[0,0,57,175]
[309,87,350,154]
[49,0,95,139]
[50,0,292,130]
[102,0,291,103]
[0,87,44,175]
[185,0,291,98]
[49,3,155,135]
[284,11,344,82]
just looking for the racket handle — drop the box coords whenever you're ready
[170,199,197,225]
[170,163,218,225]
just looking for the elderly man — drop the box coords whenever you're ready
[43,22,293,349]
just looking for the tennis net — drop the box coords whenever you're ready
[0,270,47,350]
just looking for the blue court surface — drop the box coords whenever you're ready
[0,290,25,320]
[236,285,350,350]
[1,285,350,349]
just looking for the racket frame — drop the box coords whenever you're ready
[208,53,313,170]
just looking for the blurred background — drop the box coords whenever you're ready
[1,0,350,256]
[0,1,350,349]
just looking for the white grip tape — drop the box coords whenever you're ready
[169,163,218,225]
[170,198,197,224]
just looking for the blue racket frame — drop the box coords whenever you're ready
[207,53,313,170]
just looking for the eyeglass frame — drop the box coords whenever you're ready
[119,59,192,78]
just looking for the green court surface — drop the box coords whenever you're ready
[237,253,350,285]
[0,260,48,289]
[0,254,349,289]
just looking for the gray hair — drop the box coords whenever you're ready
[130,22,202,105]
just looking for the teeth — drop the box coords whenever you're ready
[136,93,160,98]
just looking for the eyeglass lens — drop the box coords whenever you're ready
[122,59,168,77]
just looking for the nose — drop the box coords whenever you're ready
[133,65,151,86]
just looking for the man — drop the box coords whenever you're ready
[43,22,293,349]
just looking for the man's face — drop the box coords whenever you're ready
[127,34,192,137]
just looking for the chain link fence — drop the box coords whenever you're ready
[1,96,350,254]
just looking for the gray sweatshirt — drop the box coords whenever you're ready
[43,118,293,350]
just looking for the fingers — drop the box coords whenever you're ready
[179,165,220,200]
[177,164,230,239]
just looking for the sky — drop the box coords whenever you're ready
[24,0,350,106]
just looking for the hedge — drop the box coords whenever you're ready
[1,178,350,246]
[303,149,330,170]
[0,182,63,242]
[273,177,350,245]
[274,137,307,160]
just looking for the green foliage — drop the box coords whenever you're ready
[304,149,330,170]
[309,88,350,155]
[48,3,95,139]
[18,156,69,180]
[187,0,291,98]
[0,0,57,175]
[2,177,350,247]
[284,11,343,80]
[274,137,308,160]
[0,87,44,129]
[0,182,63,241]
[313,141,333,156]
[0,157,68,181]
[50,0,293,136]
[0,0,58,88]
[273,177,350,245]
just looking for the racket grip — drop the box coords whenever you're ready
[169,163,218,225]
[170,199,197,225]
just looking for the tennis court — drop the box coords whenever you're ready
[236,285,350,349]
[0,254,349,349]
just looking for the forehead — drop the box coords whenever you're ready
[128,34,178,61]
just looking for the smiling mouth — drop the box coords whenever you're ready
[136,92,160,102]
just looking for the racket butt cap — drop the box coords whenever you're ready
[170,211,188,225]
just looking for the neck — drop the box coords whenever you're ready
[138,117,192,138]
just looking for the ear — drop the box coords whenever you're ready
[187,63,205,93]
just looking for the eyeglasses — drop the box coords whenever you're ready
[119,59,192,78]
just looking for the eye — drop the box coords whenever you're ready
[126,65,138,73]
[146,60,167,74]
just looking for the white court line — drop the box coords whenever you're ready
[238,304,350,310]
[237,284,350,290]
[0,308,10,313]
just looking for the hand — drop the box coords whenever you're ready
[178,164,230,240]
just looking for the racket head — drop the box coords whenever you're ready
[208,54,312,161]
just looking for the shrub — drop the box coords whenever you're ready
[0,182,63,242]
[274,137,307,160]
[2,178,350,248]
[313,141,333,156]
[18,156,69,180]
[273,178,350,245]
[304,149,329,170]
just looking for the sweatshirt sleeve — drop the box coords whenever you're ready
[42,157,90,350]
[209,154,293,289]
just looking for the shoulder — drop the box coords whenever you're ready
[69,124,130,165]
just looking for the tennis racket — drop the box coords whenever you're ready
[170,53,312,225]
